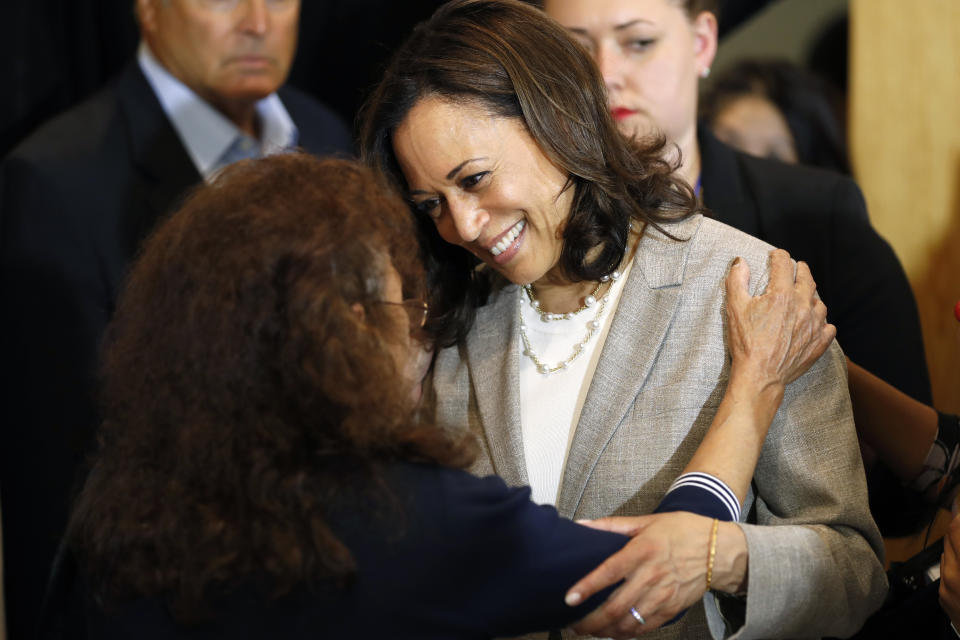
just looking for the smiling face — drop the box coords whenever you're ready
[137,0,300,108]
[543,0,716,148]
[392,97,574,287]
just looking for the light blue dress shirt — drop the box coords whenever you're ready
[137,42,299,180]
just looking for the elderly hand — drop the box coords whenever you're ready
[565,512,747,638]
[726,249,835,392]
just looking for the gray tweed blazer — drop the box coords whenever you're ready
[433,214,887,640]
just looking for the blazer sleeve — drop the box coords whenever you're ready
[704,339,888,639]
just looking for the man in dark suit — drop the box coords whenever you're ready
[0,1,351,636]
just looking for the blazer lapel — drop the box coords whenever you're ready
[117,63,201,259]
[555,216,702,518]
[464,284,528,488]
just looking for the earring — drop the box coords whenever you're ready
[700,67,711,79]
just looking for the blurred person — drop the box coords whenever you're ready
[0,1,351,635]
[53,153,830,638]
[944,380,960,640]
[541,0,933,537]
[942,516,960,638]
[700,58,851,173]
[923,303,960,640]
[845,301,960,640]
[361,1,885,637]
[941,304,960,638]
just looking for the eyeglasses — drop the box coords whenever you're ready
[376,299,429,334]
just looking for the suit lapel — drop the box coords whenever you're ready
[555,216,702,518]
[464,284,528,487]
[117,63,201,259]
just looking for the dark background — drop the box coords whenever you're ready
[0,0,771,159]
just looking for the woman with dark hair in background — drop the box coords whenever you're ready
[61,152,831,638]
[700,58,851,174]
[361,1,885,637]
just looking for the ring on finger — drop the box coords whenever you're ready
[629,607,646,625]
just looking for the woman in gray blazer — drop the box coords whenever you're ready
[360,1,887,638]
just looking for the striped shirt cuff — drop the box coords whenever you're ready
[655,472,741,522]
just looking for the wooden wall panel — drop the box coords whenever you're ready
[850,0,960,412]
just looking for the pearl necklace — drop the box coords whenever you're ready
[519,270,621,375]
[524,280,602,322]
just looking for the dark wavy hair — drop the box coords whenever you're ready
[359,0,701,347]
[701,59,851,175]
[67,154,475,618]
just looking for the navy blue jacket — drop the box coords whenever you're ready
[66,462,732,639]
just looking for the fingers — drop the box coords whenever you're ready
[725,256,751,309]
[565,543,642,606]
[820,321,837,351]
[765,248,794,294]
[782,310,835,385]
[789,324,835,384]
[728,251,819,302]
[802,291,834,365]
[571,565,691,638]
[807,298,833,352]
[579,574,675,635]
[824,322,837,342]
[768,251,830,358]
[766,250,819,301]
[725,249,833,387]
[569,513,712,637]
[794,260,817,299]
[814,297,829,324]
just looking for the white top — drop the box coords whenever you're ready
[518,260,633,506]
[137,42,298,180]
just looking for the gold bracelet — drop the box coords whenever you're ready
[706,517,719,591]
